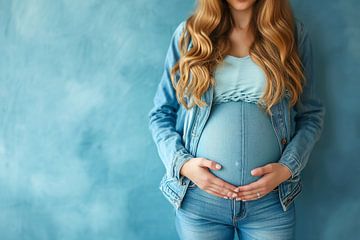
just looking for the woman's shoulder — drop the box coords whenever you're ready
[171,20,187,39]
[170,20,192,52]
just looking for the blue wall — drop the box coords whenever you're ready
[288,1,360,239]
[0,0,358,239]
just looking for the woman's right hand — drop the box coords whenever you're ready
[180,157,239,199]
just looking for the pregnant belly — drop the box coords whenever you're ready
[195,100,281,186]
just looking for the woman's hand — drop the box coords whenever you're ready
[234,163,292,201]
[180,157,240,199]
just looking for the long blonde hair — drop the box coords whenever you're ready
[170,0,305,116]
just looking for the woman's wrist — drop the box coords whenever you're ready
[180,160,191,177]
[276,163,292,181]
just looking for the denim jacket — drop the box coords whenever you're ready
[148,18,326,212]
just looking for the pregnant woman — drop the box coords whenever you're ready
[148,0,325,239]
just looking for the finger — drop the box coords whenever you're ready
[199,158,222,171]
[205,186,230,199]
[241,191,268,201]
[235,180,263,192]
[209,183,238,199]
[209,177,240,194]
[236,187,267,198]
[251,163,274,176]
[203,169,239,196]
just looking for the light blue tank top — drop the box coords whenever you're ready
[213,54,266,106]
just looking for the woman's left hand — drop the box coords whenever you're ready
[233,163,292,201]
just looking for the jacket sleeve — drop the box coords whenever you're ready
[277,20,326,180]
[148,21,195,182]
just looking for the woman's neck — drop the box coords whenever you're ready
[229,5,253,31]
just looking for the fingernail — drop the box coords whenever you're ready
[215,164,221,169]
[234,188,239,192]
[223,196,229,199]
[236,198,242,201]
[232,193,237,198]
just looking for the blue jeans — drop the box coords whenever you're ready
[175,182,296,240]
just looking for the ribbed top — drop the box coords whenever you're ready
[213,54,267,106]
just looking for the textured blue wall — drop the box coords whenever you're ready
[0,0,358,239]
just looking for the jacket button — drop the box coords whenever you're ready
[281,138,287,145]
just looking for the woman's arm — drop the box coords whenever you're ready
[277,19,326,180]
[148,21,194,182]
